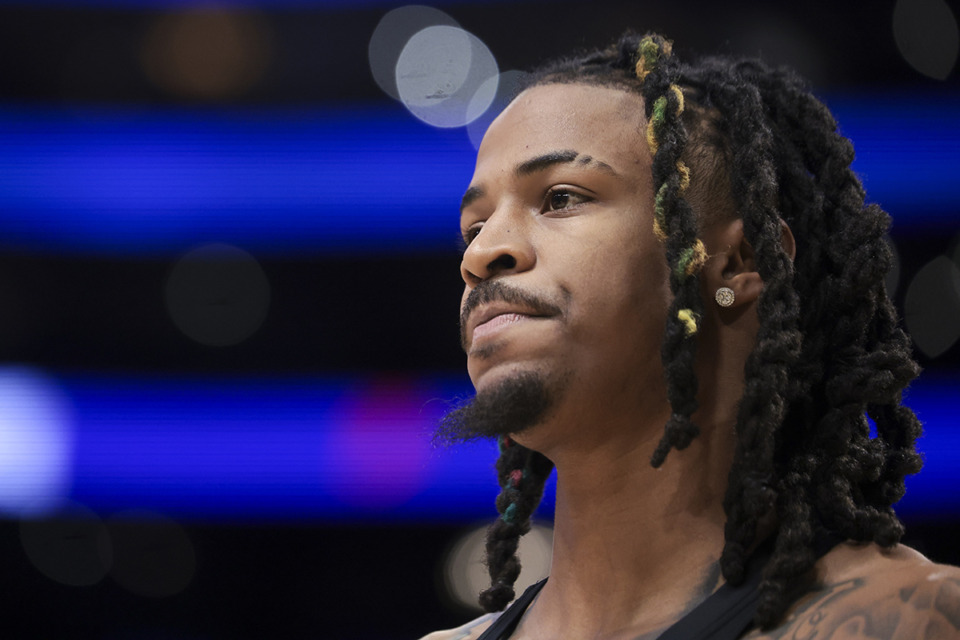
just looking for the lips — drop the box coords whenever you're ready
[459,281,564,352]
[466,304,549,348]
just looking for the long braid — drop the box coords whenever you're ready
[728,60,921,623]
[667,60,806,588]
[635,35,708,468]
[479,435,554,612]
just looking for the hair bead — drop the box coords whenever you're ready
[501,503,518,523]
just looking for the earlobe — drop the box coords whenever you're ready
[780,219,797,261]
[701,218,760,308]
[700,220,756,305]
[701,217,797,309]
[722,268,763,307]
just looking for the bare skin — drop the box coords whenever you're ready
[420,83,960,640]
[423,543,960,639]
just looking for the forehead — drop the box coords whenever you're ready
[474,83,649,176]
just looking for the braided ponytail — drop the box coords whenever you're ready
[479,435,554,611]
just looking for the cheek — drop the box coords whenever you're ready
[611,253,671,344]
[566,243,670,339]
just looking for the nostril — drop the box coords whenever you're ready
[488,254,517,273]
[463,269,482,286]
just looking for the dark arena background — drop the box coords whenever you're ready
[0,0,958,638]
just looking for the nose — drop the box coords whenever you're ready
[460,210,535,286]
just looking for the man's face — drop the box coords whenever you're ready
[457,83,673,442]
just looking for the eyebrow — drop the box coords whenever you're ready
[460,186,484,213]
[516,150,617,176]
[460,149,617,213]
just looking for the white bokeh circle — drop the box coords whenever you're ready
[396,26,499,128]
[0,367,74,517]
[443,523,553,610]
[368,5,460,101]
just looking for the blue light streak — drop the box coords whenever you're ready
[0,94,957,257]
[0,368,955,522]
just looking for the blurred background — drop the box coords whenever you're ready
[0,0,957,637]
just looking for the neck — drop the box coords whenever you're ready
[507,312,753,639]
[517,407,736,640]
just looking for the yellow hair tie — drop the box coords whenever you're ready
[677,160,690,193]
[635,38,660,81]
[685,239,709,276]
[646,121,658,155]
[677,308,698,336]
[635,60,651,82]
[653,220,668,242]
[670,84,684,115]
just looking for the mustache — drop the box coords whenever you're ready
[459,280,564,350]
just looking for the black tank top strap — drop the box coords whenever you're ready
[657,533,842,639]
[655,538,774,640]
[475,579,548,640]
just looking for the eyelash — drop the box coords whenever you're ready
[542,186,591,213]
[460,186,593,248]
[460,226,481,250]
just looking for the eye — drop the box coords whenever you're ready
[543,187,591,212]
[460,224,482,249]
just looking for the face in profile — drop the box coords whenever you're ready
[442,83,676,448]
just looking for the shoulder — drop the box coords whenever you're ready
[418,613,499,640]
[747,542,960,639]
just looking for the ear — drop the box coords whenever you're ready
[699,218,795,308]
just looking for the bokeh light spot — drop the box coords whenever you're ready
[20,502,112,587]
[904,255,960,357]
[443,523,552,611]
[396,26,499,128]
[165,243,271,347]
[893,0,959,80]
[323,379,430,511]
[0,368,74,518]
[107,510,196,598]
[141,9,273,100]
[369,4,460,101]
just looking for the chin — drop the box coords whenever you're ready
[469,355,556,393]
[436,367,566,445]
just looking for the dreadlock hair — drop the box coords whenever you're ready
[477,32,924,628]
[479,435,555,611]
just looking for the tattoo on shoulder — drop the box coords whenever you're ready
[761,575,960,639]
[762,579,863,639]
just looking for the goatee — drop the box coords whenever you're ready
[435,371,556,444]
